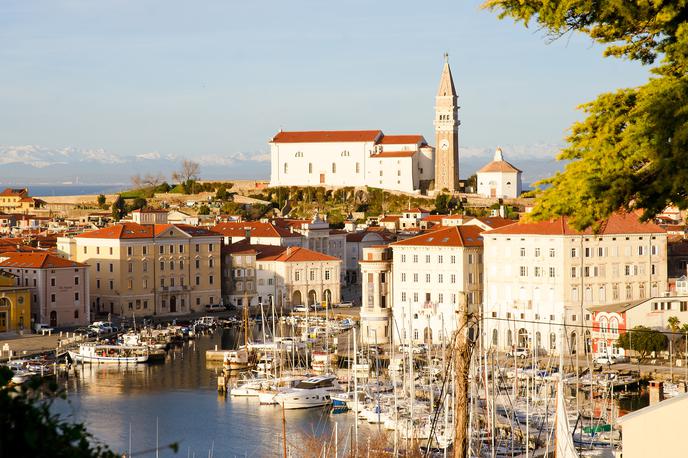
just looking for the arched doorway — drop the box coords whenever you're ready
[570,332,578,355]
[308,290,317,306]
[292,290,302,306]
[170,296,177,313]
[517,328,528,347]
[323,289,332,306]
[0,298,10,332]
[584,330,592,354]
[507,329,513,347]
[424,327,433,346]
[50,311,57,328]
[535,331,542,353]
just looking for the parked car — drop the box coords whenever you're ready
[34,323,54,334]
[292,304,309,313]
[593,354,617,365]
[506,347,530,359]
[398,344,427,354]
[89,321,117,334]
[205,303,225,313]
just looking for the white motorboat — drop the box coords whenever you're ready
[223,346,251,371]
[274,374,340,409]
[68,343,149,364]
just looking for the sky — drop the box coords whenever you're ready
[0,0,654,184]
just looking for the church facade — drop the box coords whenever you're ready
[269,57,460,194]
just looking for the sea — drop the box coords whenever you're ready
[4,184,127,197]
[52,329,366,458]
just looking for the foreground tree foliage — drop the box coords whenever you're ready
[483,1,688,230]
[0,366,118,457]
[617,325,668,361]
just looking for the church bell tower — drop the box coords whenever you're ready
[434,53,460,192]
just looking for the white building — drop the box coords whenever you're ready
[390,225,484,345]
[482,212,667,355]
[476,148,522,198]
[360,245,393,345]
[269,130,434,193]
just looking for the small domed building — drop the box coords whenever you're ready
[476,147,522,198]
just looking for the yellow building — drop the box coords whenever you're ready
[0,271,31,332]
[0,188,41,212]
[57,222,222,317]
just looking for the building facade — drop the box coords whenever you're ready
[57,223,222,318]
[360,245,393,345]
[0,271,31,332]
[482,213,668,355]
[476,148,522,198]
[0,252,89,328]
[390,225,484,345]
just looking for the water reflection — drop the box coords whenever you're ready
[53,330,362,457]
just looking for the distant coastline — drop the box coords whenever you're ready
[5,184,127,197]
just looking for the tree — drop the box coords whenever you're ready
[434,193,452,214]
[110,195,126,221]
[483,1,688,230]
[617,326,668,361]
[96,194,106,209]
[215,185,228,201]
[198,204,210,215]
[0,366,118,457]
[668,316,681,357]
[129,197,147,211]
[172,160,200,194]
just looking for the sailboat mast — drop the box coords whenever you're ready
[243,291,249,348]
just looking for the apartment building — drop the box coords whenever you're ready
[390,225,484,345]
[482,212,668,355]
[360,245,393,345]
[0,252,89,328]
[57,223,222,317]
[221,240,342,310]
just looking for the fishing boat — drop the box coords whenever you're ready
[223,347,251,371]
[274,374,341,409]
[68,343,149,364]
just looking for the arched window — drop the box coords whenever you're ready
[639,283,646,298]
[626,284,632,299]
[308,163,313,174]
[550,332,557,350]
[584,287,592,302]
[599,286,606,302]
[283,163,288,174]
[599,316,608,333]
[609,317,619,334]
[507,329,513,347]
[492,329,498,346]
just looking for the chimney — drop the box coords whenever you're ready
[244,227,251,240]
[649,380,665,405]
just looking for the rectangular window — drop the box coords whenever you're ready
[571,247,577,257]
[520,247,526,257]
[127,279,132,289]
[438,255,443,263]
[413,292,418,302]
[74,292,79,301]
[160,278,165,287]
[109,263,113,273]
[438,293,444,303]
[450,274,456,284]
[413,273,418,282]
[96,247,100,255]
[109,280,113,290]
[310,270,316,281]
[519,266,527,277]
[74,276,79,285]
[50,278,55,286]
[401,292,406,302]
[325,270,331,281]
[159,245,164,254]
[128,263,133,273]
[401,273,406,282]
[413,255,418,263]
[401,254,406,263]
[96,262,100,272]
[195,276,200,286]
[425,255,431,263]
[425,273,430,282]
[143,279,148,289]
[450,255,456,264]
[51,294,56,303]
[571,267,577,278]
[549,248,555,257]
[438,273,443,283]
[143,246,148,255]
[534,248,540,257]
[549,267,555,278]
[160,261,165,271]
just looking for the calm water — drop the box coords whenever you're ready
[16,184,126,196]
[53,330,361,458]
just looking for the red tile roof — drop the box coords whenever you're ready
[469,216,516,229]
[378,135,425,145]
[477,159,522,173]
[271,130,382,143]
[0,188,28,197]
[346,231,385,243]
[211,222,295,239]
[261,246,340,263]
[421,214,445,222]
[379,215,400,223]
[370,151,416,158]
[391,225,484,248]
[486,212,666,236]
[0,252,86,268]
[404,208,428,214]
[75,223,219,239]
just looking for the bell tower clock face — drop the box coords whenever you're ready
[440,139,449,151]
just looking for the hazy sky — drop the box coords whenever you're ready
[0,0,653,175]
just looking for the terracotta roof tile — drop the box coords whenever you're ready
[0,188,28,197]
[391,225,484,248]
[378,135,425,145]
[370,151,416,158]
[0,252,86,268]
[477,160,522,173]
[485,212,666,236]
[211,222,295,239]
[271,130,382,143]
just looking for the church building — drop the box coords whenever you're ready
[269,56,460,194]
[476,147,522,199]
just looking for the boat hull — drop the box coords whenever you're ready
[69,351,148,364]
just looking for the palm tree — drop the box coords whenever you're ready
[668,316,681,357]
[681,323,688,356]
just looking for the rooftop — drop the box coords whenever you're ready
[391,225,484,248]
[0,252,86,269]
[271,130,382,143]
[485,212,666,236]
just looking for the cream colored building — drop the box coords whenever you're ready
[0,252,89,328]
[390,225,484,345]
[482,213,668,355]
[221,241,342,311]
[617,392,688,458]
[476,148,522,198]
[360,245,393,345]
[57,222,222,318]
[0,188,42,212]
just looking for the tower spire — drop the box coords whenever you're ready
[434,54,460,192]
